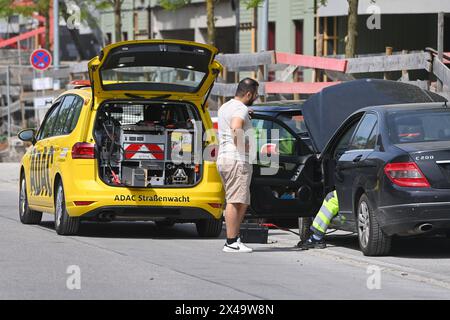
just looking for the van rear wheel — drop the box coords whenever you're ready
[54,182,80,235]
[196,219,223,238]
[19,176,42,224]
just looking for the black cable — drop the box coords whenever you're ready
[325,229,356,236]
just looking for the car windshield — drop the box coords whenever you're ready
[277,113,308,135]
[387,108,450,144]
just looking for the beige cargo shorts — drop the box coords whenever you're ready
[217,159,253,205]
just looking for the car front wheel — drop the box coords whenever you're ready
[54,182,80,235]
[19,176,42,224]
[357,194,391,256]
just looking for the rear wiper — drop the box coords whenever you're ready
[124,92,146,99]
[124,93,171,101]
[148,94,172,101]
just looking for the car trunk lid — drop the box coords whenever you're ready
[88,40,222,102]
[301,79,447,154]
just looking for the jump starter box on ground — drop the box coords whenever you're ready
[239,223,269,244]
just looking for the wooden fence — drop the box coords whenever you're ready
[212,49,450,98]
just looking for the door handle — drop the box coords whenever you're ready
[352,154,363,162]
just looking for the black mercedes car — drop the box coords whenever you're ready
[249,79,448,256]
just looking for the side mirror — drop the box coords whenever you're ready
[18,129,36,143]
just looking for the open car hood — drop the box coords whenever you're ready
[88,40,222,101]
[302,79,447,153]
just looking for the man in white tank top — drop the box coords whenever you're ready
[217,78,259,253]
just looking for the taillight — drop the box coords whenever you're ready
[73,201,96,206]
[210,145,217,159]
[384,162,430,188]
[72,142,95,159]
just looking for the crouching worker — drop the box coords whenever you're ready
[300,190,339,249]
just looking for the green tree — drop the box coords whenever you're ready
[205,0,214,45]
[241,0,264,9]
[0,1,49,49]
[159,0,217,45]
[35,0,51,50]
[319,0,376,58]
[160,0,264,46]
[345,0,358,58]
[0,0,35,18]
[111,0,124,42]
[0,0,109,57]
[159,0,189,10]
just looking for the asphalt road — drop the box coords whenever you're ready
[1,163,450,300]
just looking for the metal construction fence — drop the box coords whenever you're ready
[0,48,449,161]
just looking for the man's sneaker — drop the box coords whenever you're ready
[223,241,253,253]
[298,236,326,250]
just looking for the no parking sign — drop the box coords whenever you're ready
[30,48,52,71]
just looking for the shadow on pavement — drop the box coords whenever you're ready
[39,220,227,240]
[389,236,450,259]
[37,220,450,258]
[325,234,360,250]
[323,232,450,259]
[252,247,303,253]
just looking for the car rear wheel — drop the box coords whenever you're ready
[196,219,223,238]
[19,176,42,224]
[54,182,80,235]
[357,194,391,256]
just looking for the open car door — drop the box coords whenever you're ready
[249,114,321,219]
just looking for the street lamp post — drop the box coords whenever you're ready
[259,0,268,53]
[6,66,10,147]
[53,0,60,70]
[259,0,269,81]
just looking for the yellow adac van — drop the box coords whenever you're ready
[18,40,225,237]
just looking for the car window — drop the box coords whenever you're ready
[252,118,271,155]
[366,123,378,149]
[276,113,307,135]
[387,108,450,144]
[333,121,359,159]
[348,113,378,150]
[36,102,61,140]
[272,122,297,156]
[53,95,76,136]
[251,118,298,156]
[64,96,84,133]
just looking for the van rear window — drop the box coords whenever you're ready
[100,43,212,93]
[387,108,450,144]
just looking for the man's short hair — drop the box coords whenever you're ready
[235,78,259,97]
